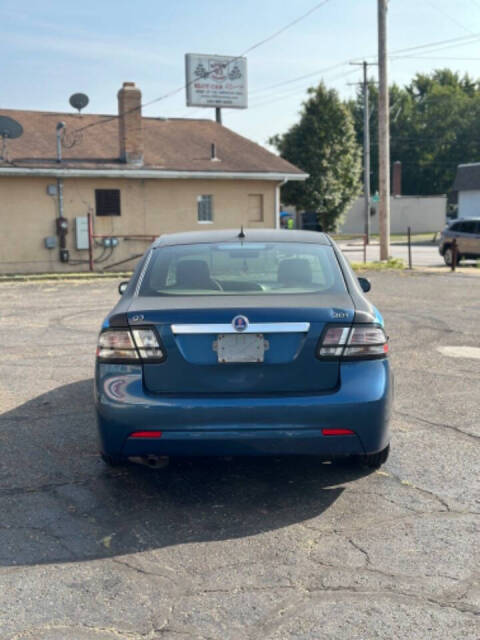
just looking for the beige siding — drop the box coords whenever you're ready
[0,177,278,273]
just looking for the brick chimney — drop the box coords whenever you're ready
[392,160,402,196]
[117,82,143,165]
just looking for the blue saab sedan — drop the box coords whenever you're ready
[95,229,392,469]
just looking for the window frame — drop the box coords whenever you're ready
[248,194,264,223]
[197,194,213,224]
[95,189,121,217]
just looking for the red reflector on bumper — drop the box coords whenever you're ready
[322,428,355,436]
[129,431,163,439]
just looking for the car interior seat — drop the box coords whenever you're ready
[277,258,313,286]
[175,259,221,290]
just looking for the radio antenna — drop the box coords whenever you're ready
[238,225,245,239]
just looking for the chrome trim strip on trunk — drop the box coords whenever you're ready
[171,322,310,334]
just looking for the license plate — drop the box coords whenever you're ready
[217,333,265,363]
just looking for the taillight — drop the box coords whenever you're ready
[97,330,139,361]
[344,326,388,357]
[131,329,164,359]
[96,328,165,362]
[129,431,163,438]
[317,324,388,360]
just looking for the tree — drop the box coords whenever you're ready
[269,83,362,231]
[346,69,480,196]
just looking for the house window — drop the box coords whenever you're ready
[197,195,213,223]
[95,189,121,216]
[248,194,264,222]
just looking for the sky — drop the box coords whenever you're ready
[3,0,480,149]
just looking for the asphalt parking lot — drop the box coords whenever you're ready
[0,271,479,640]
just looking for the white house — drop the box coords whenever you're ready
[453,163,480,218]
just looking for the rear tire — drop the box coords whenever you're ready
[356,444,390,469]
[101,452,127,467]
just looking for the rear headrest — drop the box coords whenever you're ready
[176,259,212,287]
[278,258,313,285]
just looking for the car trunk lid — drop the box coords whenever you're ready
[127,293,355,394]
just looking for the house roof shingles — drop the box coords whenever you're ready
[453,163,480,192]
[0,108,304,176]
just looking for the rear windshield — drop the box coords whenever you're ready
[139,242,346,296]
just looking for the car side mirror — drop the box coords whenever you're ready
[358,277,371,293]
[118,281,129,295]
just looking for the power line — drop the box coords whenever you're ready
[229,69,358,113]
[391,37,480,60]
[71,0,334,135]
[250,62,347,96]
[393,55,480,60]
[248,69,357,108]
[423,0,476,36]
[68,18,480,139]
[251,33,480,102]
[386,32,480,57]
[238,0,333,56]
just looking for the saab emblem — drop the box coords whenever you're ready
[232,315,249,332]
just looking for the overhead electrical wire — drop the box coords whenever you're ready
[235,0,333,56]
[70,0,334,136]
[234,35,480,114]
[423,0,476,36]
[387,32,480,57]
[240,69,359,111]
[394,55,480,60]
[66,12,480,139]
[390,37,480,60]
[248,33,480,104]
[249,62,348,96]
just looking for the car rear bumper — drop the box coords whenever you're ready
[95,359,392,458]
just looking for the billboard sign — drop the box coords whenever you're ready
[185,53,247,109]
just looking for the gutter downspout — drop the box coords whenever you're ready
[275,179,287,229]
[55,122,69,264]
[56,122,65,220]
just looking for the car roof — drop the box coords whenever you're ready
[449,217,480,223]
[153,229,331,247]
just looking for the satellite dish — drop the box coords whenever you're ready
[0,116,23,139]
[69,93,89,113]
[0,116,23,161]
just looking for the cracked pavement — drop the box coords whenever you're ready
[0,271,478,639]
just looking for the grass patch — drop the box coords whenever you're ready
[0,272,132,283]
[351,257,406,272]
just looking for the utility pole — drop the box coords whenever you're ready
[362,61,371,245]
[350,61,375,244]
[378,0,390,260]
